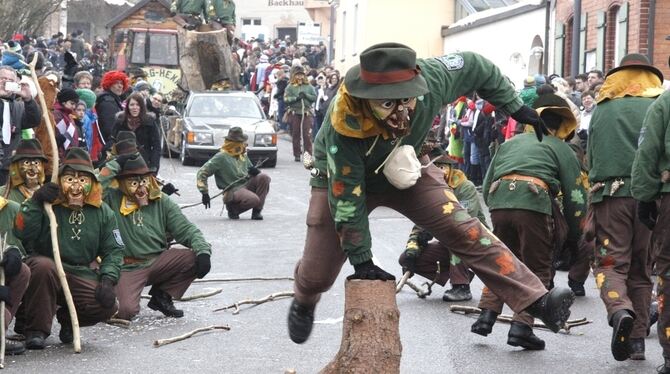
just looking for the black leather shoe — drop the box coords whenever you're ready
[629,337,645,360]
[5,339,25,355]
[294,156,301,162]
[658,357,670,373]
[25,331,47,350]
[649,300,659,336]
[525,287,575,333]
[442,284,472,302]
[147,288,184,318]
[568,277,585,297]
[226,205,240,220]
[507,321,545,350]
[471,309,499,337]
[288,299,314,344]
[610,309,634,361]
[251,209,263,220]
[57,308,73,344]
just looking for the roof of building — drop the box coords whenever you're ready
[443,0,545,36]
[106,0,172,29]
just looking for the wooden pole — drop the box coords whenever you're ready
[0,235,5,368]
[23,55,81,353]
[321,280,401,374]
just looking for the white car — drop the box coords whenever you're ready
[163,91,278,167]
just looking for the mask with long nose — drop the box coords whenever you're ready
[367,97,417,138]
[60,170,93,210]
[120,175,151,207]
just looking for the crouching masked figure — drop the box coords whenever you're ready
[16,148,123,350]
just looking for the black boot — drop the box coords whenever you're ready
[507,321,545,350]
[13,303,25,335]
[658,357,670,374]
[610,309,634,361]
[471,309,498,337]
[251,209,263,220]
[649,300,659,336]
[24,331,47,350]
[287,299,314,344]
[147,287,184,318]
[226,204,240,220]
[294,156,301,162]
[5,339,25,355]
[57,308,73,344]
[628,337,645,360]
[568,277,585,297]
[525,287,575,333]
[442,284,472,302]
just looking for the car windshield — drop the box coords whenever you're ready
[188,95,263,118]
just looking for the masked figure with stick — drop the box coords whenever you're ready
[15,148,123,350]
[196,127,271,220]
[98,153,211,320]
[0,138,47,203]
[284,66,316,162]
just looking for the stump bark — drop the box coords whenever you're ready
[320,280,401,374]
[177,26,241,91]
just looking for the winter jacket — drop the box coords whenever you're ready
[0,97,41,170]
[112,113,161,171]
[95,90,124,143]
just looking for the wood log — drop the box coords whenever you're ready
[320,280,401,374]
[177,27,241,92]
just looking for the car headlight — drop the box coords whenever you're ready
[254,133,277,146]
[187,131,214,145]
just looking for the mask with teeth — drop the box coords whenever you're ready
[19,158,44,189]
[60,170,93,210]
[120,175,151,207]
[367,97,417,138]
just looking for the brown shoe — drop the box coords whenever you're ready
[628,337,645,360]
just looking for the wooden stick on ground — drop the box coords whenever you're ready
[213,291,294,314]
[23,55,81,353]
[395,271,431,298]
[153,325,230,348]
[140,288,223,302]
[193,276,294,284]
[106,318,131,329]
[449,305,592,333]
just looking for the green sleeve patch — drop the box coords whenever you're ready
[570,189,585,205]
[345,115,361,130]
[450,255,461,266]
[334,200,356,223]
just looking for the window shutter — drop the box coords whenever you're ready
[617,2,628,60]
[579,12,588,73]
[554,23,565,76]
[596,11,606,70]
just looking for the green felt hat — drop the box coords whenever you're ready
[59,147,96,177]
[225,126,248,142]
[118,154,151,177]
[607,53,663,82]
[344,42,429,100]
[11,138,47,162]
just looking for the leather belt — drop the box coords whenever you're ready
[123,256,149,265]
[501,174,548,191]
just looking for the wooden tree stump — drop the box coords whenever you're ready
[177,26,241,92]
[320,280,402,374]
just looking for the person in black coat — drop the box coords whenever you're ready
[96,71,129,143]
[112,93,161,172]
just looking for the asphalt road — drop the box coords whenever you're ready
[5,137,666,373]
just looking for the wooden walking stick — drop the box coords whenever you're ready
[24,55,82,353]
[0,234,6,368]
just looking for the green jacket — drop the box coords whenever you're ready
[211,0,236,24]
[632,90,670,202]
[482,133,586,242]
[196,151,251,194]
[101,160,212,271]
[0,199,24,255]
[0,186,28,204]
[312,52,524,265]
[284,84,316,114]
[588,97,656,203]
[14,199,123,282]
[171,0,208,20]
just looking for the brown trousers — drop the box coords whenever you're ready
[287,112,313,157]
[4,263,30,329]
[24,256,117,335]
[652,195,670,357]
[477,209,554,326]
[116,247,197,320]
[398,241,473,286]
[569,239,594,283]
[293,165,547,312]
[227,174,271,214]
[593,197,653,338]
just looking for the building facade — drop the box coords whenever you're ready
[553,0,670,79]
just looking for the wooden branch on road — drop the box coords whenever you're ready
[213,291,294,314]
[193,276,294,283]
[153,325,230,348]
[449,305,592,332]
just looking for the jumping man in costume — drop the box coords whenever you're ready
[197,126,271,220]
[98,154,211,320]
[16,148,123,350]
[287,43,575,345]
[170,0,209,30]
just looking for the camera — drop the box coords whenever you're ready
[4,81,20,94]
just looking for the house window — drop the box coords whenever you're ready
[242,18,261,26]
[352,4,358,56]
[130,32,179,66]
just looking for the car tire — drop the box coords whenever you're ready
[180,137,194,166]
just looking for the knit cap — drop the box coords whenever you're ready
[75,88,96,109]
